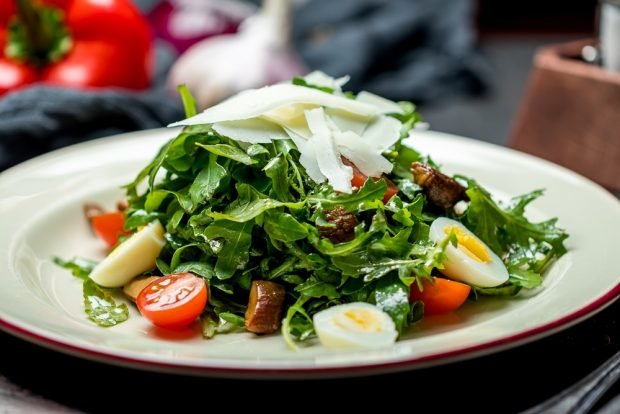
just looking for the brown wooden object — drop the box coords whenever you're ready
[509,39,620,190]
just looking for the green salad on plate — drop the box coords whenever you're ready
[56,72,568,350]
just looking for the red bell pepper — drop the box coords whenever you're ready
[0,0,152,96]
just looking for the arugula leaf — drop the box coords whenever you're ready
[83,280,129,327]
[373,275,410,333]
[124,138,172,197]
[264,211,308,242]
[204,220,254,279]
[463,184,568,256]
[282,295,313,350]
[189,154,227,205]
[196,143,256,165]
[145,190,169,212]
[369,228,412,257]
[173,261,215,279]
[393,144,422,173]
[309,224,375,256]
[177,84,197,118]
[124,209,164,229]
[54,257,129,327]
[292,77,335,94]
[200,311,245,339]
[246,144,271,158]
[295,277,340,299]
[475,284,521,296]
[308,179,387,212]
[209,183,303,222]
[335,256,420,283]
[508,266,543,289]
[218,312,245,327]
[52,257,97,281]
[390,101,423,138]
[169,243,201,270]
[156,258,171,275]
[264,155,290,201]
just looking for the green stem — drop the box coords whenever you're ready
[6,0,72,66]
[14,0,55,60]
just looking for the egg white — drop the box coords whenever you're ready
[313,302,398,350]
[89,220,165,288]
[429,217,509,288]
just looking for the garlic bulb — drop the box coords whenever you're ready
[168,0,305,110]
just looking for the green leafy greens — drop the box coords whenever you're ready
[55,78,568,346]
[53,257,129,327]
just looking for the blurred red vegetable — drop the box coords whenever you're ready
[0,0,153,96]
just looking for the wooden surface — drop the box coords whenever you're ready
[509,39,620,190]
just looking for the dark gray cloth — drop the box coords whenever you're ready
[0,85,182,170]
[293,0,488,102]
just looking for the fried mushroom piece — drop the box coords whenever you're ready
[83,202,105,220]
[317,206,358,243]
[411,162,467,211]
[245,280,286,334]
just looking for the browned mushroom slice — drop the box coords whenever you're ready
[83,202,105,220]
[317,206,359,243]
[411,162,467,211]
[116,199,129,212]
[245,280,286,334]
[122,276,160,302]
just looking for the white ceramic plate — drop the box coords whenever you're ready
[0,129,619,378]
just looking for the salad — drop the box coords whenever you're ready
[55,72,569,350]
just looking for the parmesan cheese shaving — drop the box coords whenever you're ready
[361,115,402,151]
[168,73,406,193]
[303,71,351,94]
[212,118,288,143]
[356,91,404,115]
[306,108,352,193]
[325,108,369,137]
[334,131,393,178]
[169,83,379,127]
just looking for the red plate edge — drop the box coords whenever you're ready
[1,281,619,379]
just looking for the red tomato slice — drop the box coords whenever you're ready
[410,277,471,315]
[137,273,208,329]
[91,211,127,247]
[382,179,399,203]
[345,159,399,203]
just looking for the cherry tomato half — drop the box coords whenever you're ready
[91,211,127,247]
[346,159,399,204]
[410,277,471,315]
[137,273,208,329]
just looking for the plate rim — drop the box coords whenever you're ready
[2,286,619,378]
[1,128,619,378]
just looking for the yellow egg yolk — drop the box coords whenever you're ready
[444,225,491,263]
[333,309,383,333]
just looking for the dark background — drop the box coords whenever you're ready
[477,0,597,34]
